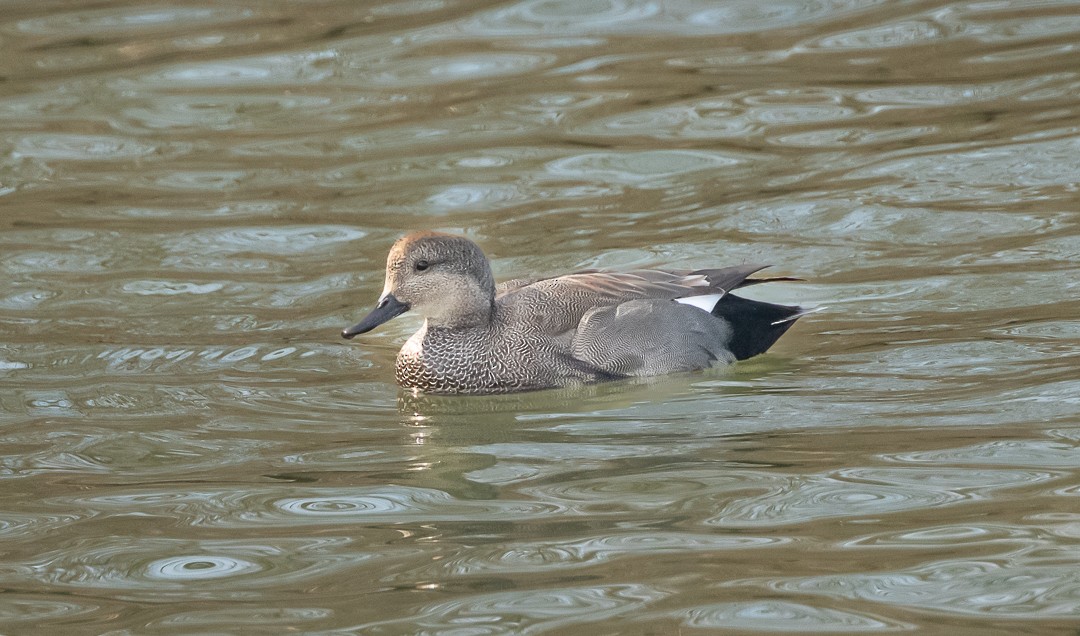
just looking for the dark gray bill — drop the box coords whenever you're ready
[341,294,410,339]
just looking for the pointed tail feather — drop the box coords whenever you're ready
[710,293,805,360]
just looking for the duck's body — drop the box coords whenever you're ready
[343,232,805,395]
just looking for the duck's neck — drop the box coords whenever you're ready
[426,299,496,331]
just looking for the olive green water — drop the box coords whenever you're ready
[2,1,1079,633]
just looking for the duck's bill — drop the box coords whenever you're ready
[342,294,410,339]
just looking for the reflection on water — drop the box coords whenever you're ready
[1,0,1079,632]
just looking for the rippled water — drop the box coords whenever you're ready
[2,0,1079,632]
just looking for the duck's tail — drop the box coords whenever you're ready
[710,293,808,360]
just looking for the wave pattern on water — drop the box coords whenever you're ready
[1,0,1079,632]
[766,558,1080,618]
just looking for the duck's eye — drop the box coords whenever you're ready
[415,260,430,272]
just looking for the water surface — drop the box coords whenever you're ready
[2,0,1079,632]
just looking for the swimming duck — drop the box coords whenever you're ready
[343,231,804,394]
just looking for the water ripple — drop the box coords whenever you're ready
[1049,428,1080,443]
[2,249,108,274]
[348,584,666,635]
[679,601,907,631]
[120,94,341,132]
[941,1,1080,44]
[854,76,1066,106]
[0,427,272,479]
[56,485,568,527]
[146,555,262,581]
[700,202,1059,245]
[712,467,1056,527]
[403,532,784,578]
[13,134,177,161]
[546,150,742,186]
[572,100,756,140]
[887,440,1080,468]
[849,138,1080,204]
[121,280,224,296]
[348,52,557,87]
[129,51,337,87]
[426,183,524,211]
[1029,513,1080,541]
[156,607,333,628]
[271,487,565,524]
[842,524,1037,549]
[458,0,886,36]
[0,290,56,310]
[170,225,367,256]
[809,18,947,50]
[521,469,770,513]
[0,512,85,540]
[773,125,937,148]
[6,537,371,599]
[711,476,959,527]
[522,466,1056,526]
[15,6,254,35]
[769,558,1080,618]
[0,598,97,624]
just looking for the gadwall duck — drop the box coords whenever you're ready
[343,231,805,394]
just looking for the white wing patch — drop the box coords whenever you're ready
[674,293,723,313]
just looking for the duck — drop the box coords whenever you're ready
[342,231,805,394]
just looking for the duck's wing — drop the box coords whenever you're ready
[570,292,807,376]
[499,265,778,301]
[497,265,790,336]
[571,299,739,376]
[689,267,801,292]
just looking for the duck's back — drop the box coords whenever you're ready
[495,267,755,333]
[493,266,803,379]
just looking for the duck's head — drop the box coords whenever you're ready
[342,231,496,338]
